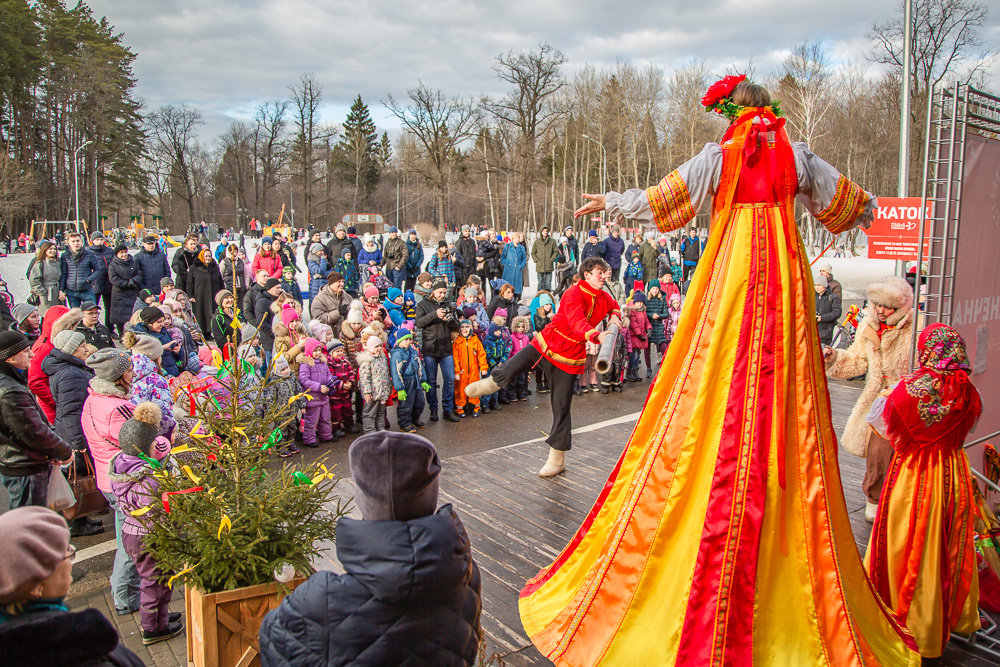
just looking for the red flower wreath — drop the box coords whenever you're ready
[701,74,746,107]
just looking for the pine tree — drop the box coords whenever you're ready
[377,131,392,168]
[138,327,350,593]
[334,95,380,208]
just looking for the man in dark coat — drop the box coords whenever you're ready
[404,230,424,292]
[134,235,172,293]
[814,275,842,347]
[580,230,606,262]
[414,281,461,422]
[75,302,115,350]
[679,227,705,284]
[325,225,353,268]
[171,235,200,292]
[603,225,625,282]
[254,279,282,365]
[0,332,73,509]
[108,245,139,336]
[59,232,102,308]
[455,225,477,287]
[88,232,116,330]
[259,432,481,667]
[563,225,580,267]
[531,226,559,292]
[382,226,409,289]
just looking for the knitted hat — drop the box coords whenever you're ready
[349,432,441,521]
[387,287,403,303]
[632,291,646,304]
[404,289,415,303]
[437,240,447,249]
[460,318,472,327]
[52,330,86,355]
[160,277,174,290]
[264,278,281,291]
[335,224,347,234]
[140,306,164,324]
[303,338,323,357]
[11,303,37,325]
[273,354,290,376]
[430,279,447,292]
[0,330,29,362]
[408,229,418,237]
[240,323,259,343]
[648,279,660,290]
[631,249,639,257]
[417,272,432,284]
[341,247,352,259]
[464,287,478,300]
[114,244,128,254]
[118,402,163,457]
[158,304,173,317]
[559,235,568,245]
[139,289,156,302]
[363,285,379,300]
[388,226,398,233]
[91,231,105,240]
[309,243,325,255]
[128,333,163,360]
[814,274,828,287]
[280,304,300,328]
[308,320,333,341]
[365,334,383,353]
[347,226,357,235]
[282,264,295,275]
[346,300,364,324]
[86,348,133,381]
[461,224,470,232]
[395,332,413,344]
[326,338,344,353]
[215,289,234,306]
[327,271,344,284]
[261,236,272,244]
[818,261,833,274]
[461,306,477,319]
[588,229,598,237]
[495,308,508,319]
[0,507,70,604]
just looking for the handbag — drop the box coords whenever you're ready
[62,452,108,519]
[27,291,40,306]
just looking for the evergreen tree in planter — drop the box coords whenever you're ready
[137,337,350,594]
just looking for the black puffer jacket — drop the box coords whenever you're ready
[89,243,116,293]
[815,289,843,347]
[0,362,72,476]
[42,349,95,452]
[0,606,146,667]
[108,255,140,327]
[259,505,482,667]
[414,297,460,358]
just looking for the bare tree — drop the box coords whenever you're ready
[385,83,479,230]
[217,121,253,227]
[488,44,566,230]
[146,104,204,229]
[252,100,288,217]
[289,74,334,228]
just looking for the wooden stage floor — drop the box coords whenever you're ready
[434,380,1000,666]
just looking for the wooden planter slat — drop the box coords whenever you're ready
[185,578,304,667]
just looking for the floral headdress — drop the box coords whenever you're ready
[701,74,782,121]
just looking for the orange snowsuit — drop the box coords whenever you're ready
[453,333,488,411]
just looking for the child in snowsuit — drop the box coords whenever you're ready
[335,248,360,296]
[108,402,179,643]
[358,334,391,433]
[482,311,512,412]
[627,291,651,380]
[624,250,644,288]
[326,339,357,436]
[402,290,417,321]
[453,318,488,417]
[389,332,429,432]
[297,338,338,446]
[506,315,531,402]
[261,354,304,457]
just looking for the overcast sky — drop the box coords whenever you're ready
[88,0,1000,143]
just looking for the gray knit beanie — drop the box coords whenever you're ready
[127,333,163,360]
[11,303,37,326]
[86,348,133,382]
[240,324,258,343]
[349,432,441,522]
[52,330,86,355]
[118,402,162,457]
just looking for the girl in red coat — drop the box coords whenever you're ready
[626,291,651,381]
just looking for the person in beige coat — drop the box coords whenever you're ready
[310,272,353,329]
[824,275,914,522]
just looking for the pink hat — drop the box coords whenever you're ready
[495,308,508,319]
[365,334,383,353]
[280,303,300,328]
[303,338,323,357]
[363,285,379,300]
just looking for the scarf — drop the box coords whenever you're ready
[0,598,68,625]
[885,323,982,454]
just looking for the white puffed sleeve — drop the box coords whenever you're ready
[793,142,876,233]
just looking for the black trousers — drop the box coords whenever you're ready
[95,289,113,330]
[492,345,577,451]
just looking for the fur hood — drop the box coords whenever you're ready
[52,308,84,337]
[511,315,530,334]
[296,353,316,367]
[867,275,914,317]
[356,351,374,365]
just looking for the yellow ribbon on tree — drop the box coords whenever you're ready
[166,565,196,589]
[217,513,232,540]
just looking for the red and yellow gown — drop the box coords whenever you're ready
[517,108,919,665]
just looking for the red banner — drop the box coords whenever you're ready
[862,197,932,261]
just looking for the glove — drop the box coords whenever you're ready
[397,390,407,402]
[421,382,431,392]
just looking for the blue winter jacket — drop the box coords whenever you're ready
[603,234,625,270]
[258,505,482,667]
[500,243,527,294]
[358,247,382,266]
[306,256,328,300]
[88,243,115,293]
[389,344,424,391]
[59,249,102,292]
[134,247,172,293]
[405,238,424,277]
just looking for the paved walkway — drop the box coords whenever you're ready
[66,381,1000,666]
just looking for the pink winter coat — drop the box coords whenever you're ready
[81,382,135,493]
[628,307,651,350]
[297,355,338,407]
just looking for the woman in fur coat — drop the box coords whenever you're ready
[825,275,914,521]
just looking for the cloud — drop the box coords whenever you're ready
[89,0,999,142]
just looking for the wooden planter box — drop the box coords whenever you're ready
[185,578,304,667]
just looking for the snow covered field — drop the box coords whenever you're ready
[0,237,893,309]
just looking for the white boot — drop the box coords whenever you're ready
[864,501,878,522]
[539,448,566,478]
[465,374,500,398]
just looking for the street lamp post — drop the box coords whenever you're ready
[896,0,914,277]
[581,134,608,224]
[390,171,401,228]
[73,139,93,228]
[494,167,510,232]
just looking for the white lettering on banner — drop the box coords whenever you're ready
[873,206,922,221]
[952,296,1000,326]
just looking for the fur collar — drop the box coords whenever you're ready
[296,354,314,366]
[89,377,128,397]
[356,351,374,365]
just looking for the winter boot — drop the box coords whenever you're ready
[465,374,501,398]
[539,447,566,477]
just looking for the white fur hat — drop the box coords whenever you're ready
[346,300,364,324]
[867,275,914,312]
